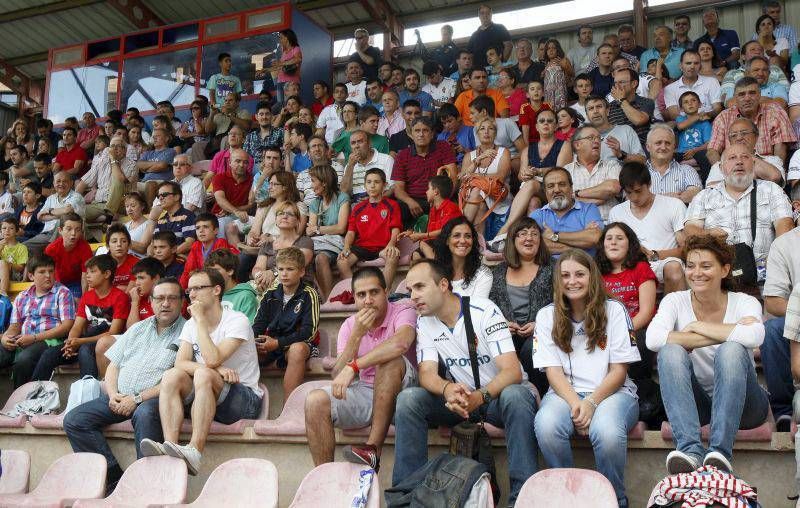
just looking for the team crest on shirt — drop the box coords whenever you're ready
[380,209,388,219]
[294,301,302,314]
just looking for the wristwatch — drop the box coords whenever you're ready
[649,250,660,262]
[550,232,559,243]
[133,393,143,406]
[480,388,492,405]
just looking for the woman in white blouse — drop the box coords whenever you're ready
[533,248,640,508]
[646,234,768,475]
[432,216,492,298]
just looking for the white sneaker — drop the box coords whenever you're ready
[163,441,202,475]
[666,450,699,474]
[703,451,733,474]
[486,233,507,253]
[139,438,165,457]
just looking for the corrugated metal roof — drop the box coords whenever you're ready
[0,3,135,60]
[145,0,275,24]
[0,0,62,15]
[305,3,372,32]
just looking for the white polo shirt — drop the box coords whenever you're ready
[664,75,722,114]
[416,296,522,389]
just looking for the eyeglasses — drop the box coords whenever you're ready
[157,192,175,198]
[728,130,755,139]
[151,295,182,303]
[185,285,213,295]
[575,135,601,142]
[537,118,556,123]
[276,211,297,217]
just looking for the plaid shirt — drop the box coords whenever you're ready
[647,159,702,196]
[243,128,283,168]
[686,180,792,265]
[11,282,76,345]
[391,141,456,198]
[708,103,797,156]
[564,158,622,221]
[81,152,137,203]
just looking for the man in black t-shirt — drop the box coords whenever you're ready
[466,5,512,68]
[349,28,383,81]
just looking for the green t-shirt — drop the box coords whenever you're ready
[332,132,389,160]
[1,243,28,268]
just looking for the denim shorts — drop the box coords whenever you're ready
[183,382,262,425]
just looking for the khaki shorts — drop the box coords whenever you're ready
[649,257,684,284]
[323,356,417,429]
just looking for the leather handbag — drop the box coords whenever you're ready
[731,180,758,288]
[448,296,500,504]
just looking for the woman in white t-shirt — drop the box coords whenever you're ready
[533,248,640,508]
[646,235,768,475]
[432,216,492,298]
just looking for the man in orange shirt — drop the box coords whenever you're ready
[454,68,510,126]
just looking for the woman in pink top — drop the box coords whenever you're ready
[274,29,303,105]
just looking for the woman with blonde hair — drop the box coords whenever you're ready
[534,248,640,508]
[251,200,314,291]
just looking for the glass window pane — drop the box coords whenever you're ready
[120,47,198,112]
[205,18,239,39]
[200,34,281,99]
[247,9,282,31]
[52,46,83,68]
[47,61,119,125]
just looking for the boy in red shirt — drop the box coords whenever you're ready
[95,257,165,378]
[518,80,551,145]
[32,254,130,380]
[44,213,93,299]
[338,168,402,287]
[400,175,461,260]
[105,223,138,291]
[179,213,238,288]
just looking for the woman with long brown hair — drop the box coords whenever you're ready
[533,248,640,508]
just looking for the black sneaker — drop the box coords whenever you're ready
[777,414,792,433]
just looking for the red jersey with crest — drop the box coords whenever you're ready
[348,198,402,252]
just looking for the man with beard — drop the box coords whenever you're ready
[685,143,793,285]
[704,118,784,187]
[530,167,603,258]
[398,69,434,117]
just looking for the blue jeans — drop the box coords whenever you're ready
[392,384,538,504]
[0,341,47,388]
[63,394,162,467]
[534,391,638,507]
[31,344,76,381]
[78,342,99,378]
[761,317,794,418]
[658,342,769,462]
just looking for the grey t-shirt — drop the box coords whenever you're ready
[764,227,800,300]
[507,284,530,323]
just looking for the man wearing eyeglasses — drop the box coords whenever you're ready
[141,268,262,476]
[349,28,383,81]
[704,117,785,187]
[152,181,196,257]
[608,68,654,147]
[63,277,186,494]
[705,77,796,166]
[136,128,177,205]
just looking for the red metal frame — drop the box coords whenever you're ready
[44,2,310,118]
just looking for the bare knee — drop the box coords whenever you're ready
[192,366,217,390]
[161,368,189,391]
[286,342,309,364]
[95,335,116,355]
[375,356,405,381]
[305,389,331,419]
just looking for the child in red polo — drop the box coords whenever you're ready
[104,223,138,292]
[44,213,93,299]
[338,168,402,287]
[400,175,461,260]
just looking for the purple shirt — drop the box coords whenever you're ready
[337,301,417,385]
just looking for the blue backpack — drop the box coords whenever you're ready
[0,294,12,333]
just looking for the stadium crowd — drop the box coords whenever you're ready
[3,1,800,505]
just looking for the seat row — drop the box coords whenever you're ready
[0,451,382,507]
[0,380,782,444]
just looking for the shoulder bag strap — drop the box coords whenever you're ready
[461,296,481,390]
[750,180,757,245]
